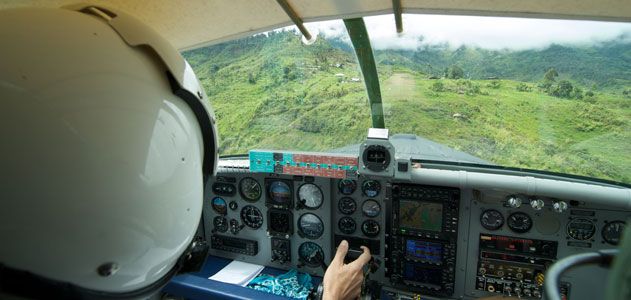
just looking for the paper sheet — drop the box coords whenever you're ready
[208,260,265,286]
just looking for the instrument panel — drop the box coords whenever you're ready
[203,141,630,299]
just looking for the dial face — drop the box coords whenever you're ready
[338,197,357,215]
[240,205,263,229]
[211,197,227,215]
[338,217,357,234]
[362,180,381,197]
[338,179,357,195]
[480,209,504,231]
[299,242,325,267]
[362,199,381,217]
[298,213,324,239]
[602,221,626,245]
[213,216,228,233]
[268,180,292,205]
[298,183,323,209]
[239,177,261,202]
[507,212,533,234]
[362,219,381,237]
[269,210,292,234]
[567,218,596,241]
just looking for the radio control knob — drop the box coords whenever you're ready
[553,201,568,213]
[530,198,545,210]
[507,196,523,208]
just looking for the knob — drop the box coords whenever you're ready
[553,201,568,213]
[507,195,523,208]
[530,198,545,210]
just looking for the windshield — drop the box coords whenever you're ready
[183,15,631,185]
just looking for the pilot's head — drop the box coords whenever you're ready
[0,5,217,298]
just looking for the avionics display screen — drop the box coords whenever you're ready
[405,240,442,264]
[399,200,443,232]
[403,262,442,286]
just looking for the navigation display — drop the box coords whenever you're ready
[403,262,442,286]
[399,200,443,232]
[406,240,442,264]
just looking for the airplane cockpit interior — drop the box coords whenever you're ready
[1,1,631,300]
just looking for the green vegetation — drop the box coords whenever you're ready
[183,31,631,184]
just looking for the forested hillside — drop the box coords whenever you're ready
[183,30,631,184]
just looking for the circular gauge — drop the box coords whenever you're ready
[213,216,228,233]
[602,221,626,245]
[229,201,238,211]
[362,219,381,237]
[338,217,357,234]
[239,177,261,202]
[211,197,227,215]
[480,209,504,231]
[299,242,325,267]
[268,180,292,205]
[362,180,381,197]
[338,179,357,195]
[338,197,357,215]
[298,183,323,209]
[298,213,324,239]
[507,212,533,234]
[240,205,263,229]
[567,218,596,241]
[362,199,381,218]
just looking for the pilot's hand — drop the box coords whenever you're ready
[323,240,371,300]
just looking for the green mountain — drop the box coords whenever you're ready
[373,38,631,90]
[183,31,631,184]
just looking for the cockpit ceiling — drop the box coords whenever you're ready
[3,0,631,50]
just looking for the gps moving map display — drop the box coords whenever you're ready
[399,200,443,232]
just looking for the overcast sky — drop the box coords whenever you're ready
[298,14,631,51]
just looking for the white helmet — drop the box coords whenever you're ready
[0,4,217,298]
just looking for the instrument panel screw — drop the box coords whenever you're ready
[97,262,119,277]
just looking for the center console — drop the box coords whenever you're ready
[385,183,460,297]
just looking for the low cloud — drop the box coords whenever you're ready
[301,14,631,51]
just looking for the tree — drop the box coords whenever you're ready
[544,68,559,82]
[430,81,445,92]
[549,80,574,98]
[446,65,464,79]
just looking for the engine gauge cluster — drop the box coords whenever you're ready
[362,199,381,217]
[266,179,293,208]
[507,212,532,234]
[338,216,357,234]
[362,180,381,197]
[212,197,227,215]
[239,177,261,202]
[602,221,626,245]
[298,183,323,209]
[480,209,504,231]
[240,205,263,229]
[567,218,596,241]
[362,219,381,237]
[338,197,357,215]
[213,216,228,233]
[299,242,324,267]
[298,213,324,239]
[338,179,357,195]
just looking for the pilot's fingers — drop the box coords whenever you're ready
[349,245,372,270]
[332,240,349,266]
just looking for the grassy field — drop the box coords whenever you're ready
[184,33,631,184]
